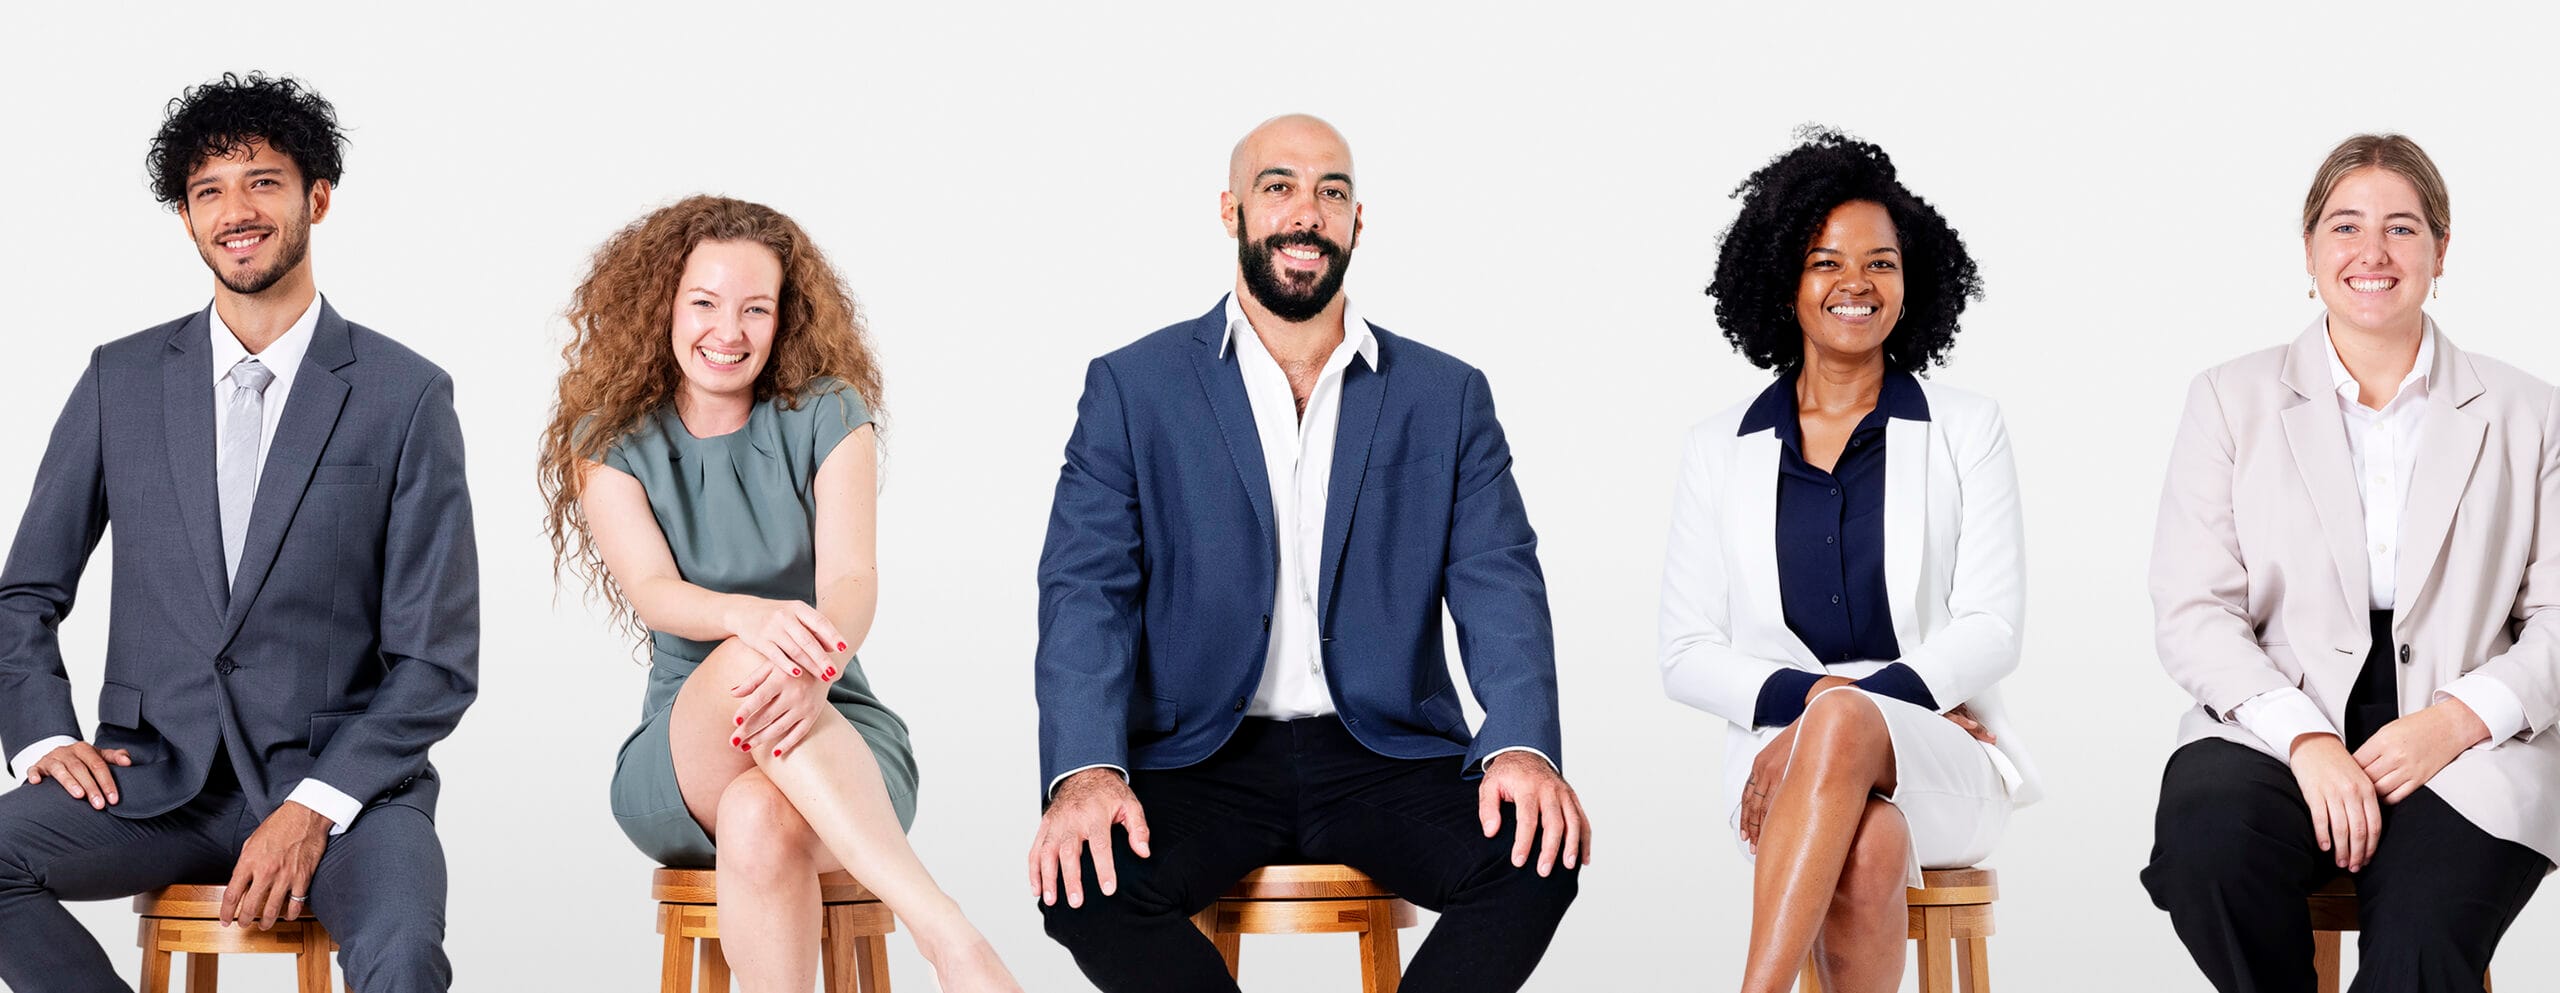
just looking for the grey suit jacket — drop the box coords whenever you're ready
[0,302,478,824]
[2152,317,2560,866]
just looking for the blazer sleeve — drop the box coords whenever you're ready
[2151,371,2296,718]
[1659,422,1797,728]
[305,372,479,803]
[2466,387,2560,738]
[1034,358,1146,790]
[0,354,109,773]
[1893,401,2027,711]
[1442,369,1564,773]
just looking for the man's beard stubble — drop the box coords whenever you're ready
[1236,207,1352,323]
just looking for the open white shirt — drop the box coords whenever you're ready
[11,295,361,833]
[2232,327,2528,759]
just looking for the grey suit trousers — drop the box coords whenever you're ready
[0,759,449,993]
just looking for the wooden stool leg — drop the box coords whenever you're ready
[2313,930,2341,993]
[1956,937,1991,993]
[1798,952,1825,992]
[299,926,335,993]
[659,906,696,993]
[1916,906,1954,993]
[186,951,219,993]
[137,920,174,993]
[854,934,892,993]
[699,937,731,993]
[822,908,851,993]
[1357,900,1402,993]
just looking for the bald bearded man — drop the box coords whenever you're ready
[1026,114,1587,992]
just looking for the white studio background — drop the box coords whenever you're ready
[2,3,2553,990]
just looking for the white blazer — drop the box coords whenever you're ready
[1659,379,2043,821]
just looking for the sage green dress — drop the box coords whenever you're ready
[605,380,917,867]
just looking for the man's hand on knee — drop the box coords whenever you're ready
[1478,751,1591,877]
[221,801,333,930]
[24,742,130,810]
[1030,768,1151,909]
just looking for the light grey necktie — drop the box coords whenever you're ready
[219,357,276,586]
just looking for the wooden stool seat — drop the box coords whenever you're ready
[1190,864,1419,993]
[2308,876,2491,993]
[652,868,896,993]
[134,884,340,993]
[1799,867,1997,993]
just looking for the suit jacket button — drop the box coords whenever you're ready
[2398,645,2412,665]
[1232,697,1246,712]
[214,658,238,675]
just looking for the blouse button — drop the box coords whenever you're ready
[1825,535,1836,544]
[1831,594,1842,605]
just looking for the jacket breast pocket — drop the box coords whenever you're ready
[1360,455,1446,492]
[98,680,144,728]
[312,464,382,486]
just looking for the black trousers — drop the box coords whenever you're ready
[0,753,451,993]
[2143,613,2545,993]
[1038,717,1578,993]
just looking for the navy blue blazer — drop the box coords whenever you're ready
[1034,299,1561,791]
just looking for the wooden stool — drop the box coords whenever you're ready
[2308,876,2492,993]
[1798,867,1997,993]
[133,885,340,993]
[652,868,897,993]
[1189,864,1420,993]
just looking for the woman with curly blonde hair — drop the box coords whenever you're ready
[539,195,1019,992]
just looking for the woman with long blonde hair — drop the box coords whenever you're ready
[540,195,1019,992]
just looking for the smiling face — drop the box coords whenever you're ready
[179,141,328,296]
[1222,115,1362,323]
[1794,200,1905,365]
[2307,167,2446,339]
[669,239,785,406]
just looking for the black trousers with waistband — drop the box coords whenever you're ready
[2142,611,2546,993]
[1037,716,1578,993]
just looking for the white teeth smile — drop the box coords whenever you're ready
[1280,247,1323,260]
[223,235,263,250]
[699,348,745,365]
[1828,305,1877,317]
[2347,277,2396,292]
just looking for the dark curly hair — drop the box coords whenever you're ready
[147,72,346,211]
[1707,127,1982,372]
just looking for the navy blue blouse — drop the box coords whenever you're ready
[1741,369,1940,727]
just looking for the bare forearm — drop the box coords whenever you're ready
[815,572,879,656]
[625,576,767,642]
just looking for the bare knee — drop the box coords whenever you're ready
[1833,800,1910,909]
[1796,690,1892,785]
[713,774,818,879]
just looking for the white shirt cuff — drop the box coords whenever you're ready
[1482,745,1557,773]
[2230,687,2338,761]
[286,779,363,836]
[2437,675,2529,749]
[1047,763,1129,800]
[10,736,78,778]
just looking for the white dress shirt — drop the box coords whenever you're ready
[10,296,360,833]
[2233,327,2528,758]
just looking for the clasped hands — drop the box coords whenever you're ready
[724,596,850,758]
[1027,751,1593,910]
[2288,698,2489,872]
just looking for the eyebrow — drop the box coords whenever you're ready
[684,287,779,303]
[1805,246,1901,256]
[2322,208,2425,225]
[1254,167,1356,190]
[188,166,288,191]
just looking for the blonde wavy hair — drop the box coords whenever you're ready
[538,195,884,645]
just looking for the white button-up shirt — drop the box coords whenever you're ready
[9,295,361,833]
[2234,326,2527,758]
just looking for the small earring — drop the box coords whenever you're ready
[2432,276,2441,300]
[2307,279,2316,300]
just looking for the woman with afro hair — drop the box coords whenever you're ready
[1658,129,2042,991]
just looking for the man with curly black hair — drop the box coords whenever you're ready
[0,73,474,993]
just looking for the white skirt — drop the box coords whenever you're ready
[1730,686,2012,887]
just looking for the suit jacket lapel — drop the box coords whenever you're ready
[1735,432,1822,670]
[1318,339,1386,620]
[160,312,230,621]
[222,304,355,641]
[2278,322,2375,615]
[1187,305,1277,565]
[1882,417,1928,644]
[2393,327,2488,637]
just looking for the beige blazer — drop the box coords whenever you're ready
[2152,317,2560,866]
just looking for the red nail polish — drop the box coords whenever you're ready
[735,716,744,726]
[773,748,783,757]
[731,737,740,747]
[824,668,836,679]
[836,641,847,651]
[791,668,802,676]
